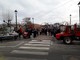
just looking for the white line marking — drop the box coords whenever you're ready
[24,43,50,47]
[42,40,51,42]
[29,41,51,44]
[15,41,25,47]
[32,40,51,42]
[31,40,39,42]
[19,46,49,50]
[31,40,51,42]
[11,50,48,55]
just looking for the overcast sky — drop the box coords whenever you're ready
[0,0,80,24]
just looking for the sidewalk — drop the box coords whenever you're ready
[32,35,52,41]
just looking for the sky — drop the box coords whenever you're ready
[0,0,80,25]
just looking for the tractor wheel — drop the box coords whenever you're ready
[63,37,72,44]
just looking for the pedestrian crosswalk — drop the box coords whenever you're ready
[11,40,51,56]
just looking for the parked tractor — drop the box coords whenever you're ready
[56,24,80,44]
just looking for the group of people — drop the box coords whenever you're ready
[25,28,39,38]
[14,25,39,39]
[14,25,61,39]
[40,27,61,37]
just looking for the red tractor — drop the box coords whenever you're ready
[56,24,80,44]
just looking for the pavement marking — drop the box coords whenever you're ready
[24,43,50,47]
[11,40,51,56]
[15,41,25,47]
[11,50,48,55]
[31,40,51,42]
[29,41,51,44]
[31,40,51,41]
[19,46,50,50]
[31,40,39,42]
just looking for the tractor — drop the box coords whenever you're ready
[56,24,80,44]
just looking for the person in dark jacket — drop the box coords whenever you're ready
[26,28,32,38]
[33,29,37,38]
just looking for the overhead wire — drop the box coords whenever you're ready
[41,0,76,17]
[32,0,79,24]
[34,0,77,18]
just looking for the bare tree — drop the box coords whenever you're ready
[23,17,33,29]
[0,10,14,33]
[23,17,31,24]
[2,10,13,26]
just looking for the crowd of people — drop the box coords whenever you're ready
[14,25,61,39]
[40,27,61,37]
[14,25,39,39]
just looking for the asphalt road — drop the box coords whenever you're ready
[0,36,51,60]
[48,36,80,60]
[0,35,80,60]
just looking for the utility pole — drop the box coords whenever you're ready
[14,10,18,31]
[78,2,80,25]
[70,14,71,25]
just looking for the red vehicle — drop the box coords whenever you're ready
[23,32,29,39]
[56,24,80,44]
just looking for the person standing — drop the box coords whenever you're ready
[18,25,23,39]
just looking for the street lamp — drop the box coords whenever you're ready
[3,20,10,27]
[78,2,80,25]
[14,10,18,31]
[70,14,71,25]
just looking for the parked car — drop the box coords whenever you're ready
[0,31,18,42]
[9,31,18,39]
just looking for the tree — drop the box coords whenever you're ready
[2,10,13,27]
[23,17,32,29]
[23,17,31,24]
[1,10,13,33]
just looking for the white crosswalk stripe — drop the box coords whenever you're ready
[24,43,50,47]
[29,40,51,44]
[19,46,49,50]
[11,50,48,55]
[11,40,51,56]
